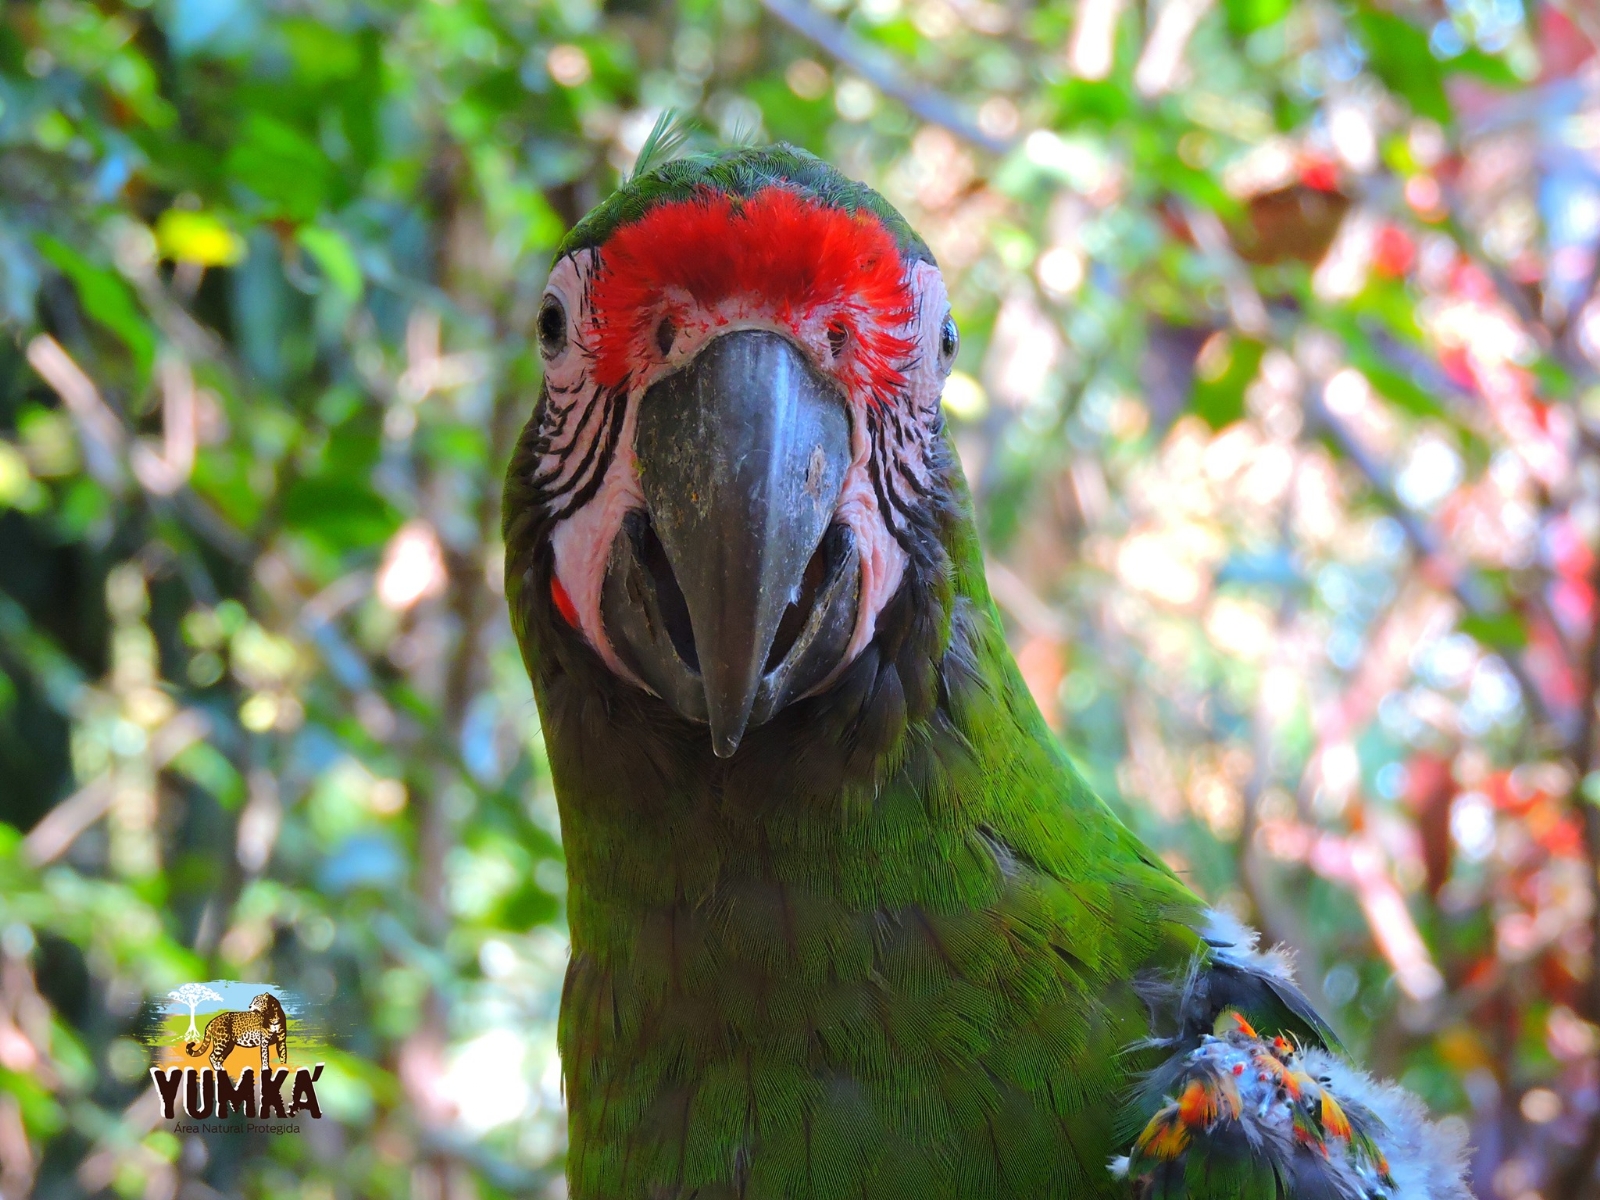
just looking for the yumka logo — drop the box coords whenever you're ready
[142,981,329,1133]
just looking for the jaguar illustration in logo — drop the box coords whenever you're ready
[184,992,289,1074]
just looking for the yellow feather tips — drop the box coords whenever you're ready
[1215,1009,1258,1039]
[1320,1089,1353,1141]
[1133,1107,1191,1161]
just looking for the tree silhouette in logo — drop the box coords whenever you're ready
[168,984,224,1044]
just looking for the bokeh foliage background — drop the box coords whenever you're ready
[1,0,1597,1195]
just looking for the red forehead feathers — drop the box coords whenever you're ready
[588,187,916,397]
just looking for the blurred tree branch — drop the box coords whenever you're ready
[1305,388,1559,733]
[759,0,1013,153]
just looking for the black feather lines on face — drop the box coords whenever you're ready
[507,397,963,817]
[545,386,627,523]
[515,268,627,528]
[864,290,947,571]
[502,365,625,679]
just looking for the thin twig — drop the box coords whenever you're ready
[25,334,254,564]
[25,335,126,490]
[1441,204,1546,339]
[22,711,208,866]
[759,0,1013,154]
[1236,481,1333,1023]
[1551,522,1600,1200]
[1304,388,1556,731]
[1134,0,1215,98]
[1180,203,1271,337]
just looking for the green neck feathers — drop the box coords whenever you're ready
[515,439,1203,1198]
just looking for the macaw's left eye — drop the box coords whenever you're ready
[827,322,849,360]
[939,313,959,367]
[538,296,568,358]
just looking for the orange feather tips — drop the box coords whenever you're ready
[1215,1009,1258,1039]
[1126,1018,1405,1198]
[1176,1079,1210,1128]
[1320,1090,1353,1141]
[1174,1073,1242,1130]
[1132,1107,1191,1163]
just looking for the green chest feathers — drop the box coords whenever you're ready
[546,602,1198,1200]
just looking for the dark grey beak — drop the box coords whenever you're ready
[600,329,860,757]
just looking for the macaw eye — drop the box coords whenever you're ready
[538,296,568,358]
[656,317,676,357]
[827,322,849,359]
[938,313,959,367]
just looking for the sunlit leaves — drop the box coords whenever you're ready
[157,210,245,267]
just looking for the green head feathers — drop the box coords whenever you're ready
[558,139,934,264]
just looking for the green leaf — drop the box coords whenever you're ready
[1191,336,1264,430]
[296,225,363,301]
[498,880,560,930]
[170,740,246,809]
[1344,276,1425,342]
[1459,612,1527,650]
[191,448,267,528]
[1224,0,1291,36]
[1329,321,1448,418]
[1450,48,1521,88]
[422,424,489,467]
[748,76,834,148]
[1049,79,1133,126]
[1354,10,1451,123]
[280,19,365,83]
[226,113,331,221]
[0,1067,64,1136]
[281,476,401,549]
[1362,360,1447,418]
[34,234,156,376]
[1530,355,1574,398]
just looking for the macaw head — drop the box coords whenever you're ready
[504,144,963,760]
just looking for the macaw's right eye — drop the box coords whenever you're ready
[538,296,568,358]
[939,313,959,367]
[827,322,849,360]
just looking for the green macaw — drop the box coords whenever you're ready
[503,137,1469,1200]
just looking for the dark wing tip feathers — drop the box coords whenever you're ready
[1119,910,1470,1200]
[1194,911,1341,1050]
